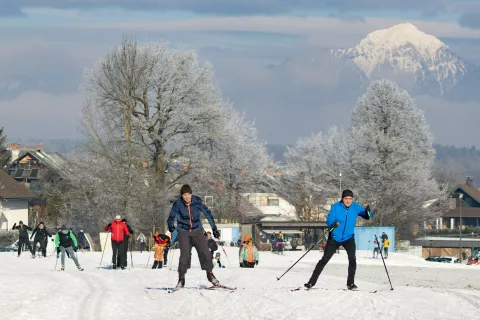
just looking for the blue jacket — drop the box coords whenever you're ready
[326,201,371,242]
[167,195,217,232]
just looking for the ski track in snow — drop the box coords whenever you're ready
[2,249,480,319]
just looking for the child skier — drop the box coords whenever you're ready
[239,235,259,268]
[152,237,167,269]
[383,238,390,258]
[215,252,225,268]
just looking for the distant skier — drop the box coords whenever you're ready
[383,238,390,258]
[215,252,225,268]
[30,222,51,257]
[167,184,221,288]
[55,225,83,271]
[372,239,380,259]
[77,229,87,251]
[152,237,167,269]
[163,231,172,266]
[137,232,146,253]
[120,218,134,268]
[206,231,218,259]
[304,189,371,291]
[104,215,130,270]
[239,235,259,268]
[12,221,33,257]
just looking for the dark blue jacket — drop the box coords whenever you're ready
[326,201,371,242]
[167,195,217,232]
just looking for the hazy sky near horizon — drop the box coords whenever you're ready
[1,1,480,147]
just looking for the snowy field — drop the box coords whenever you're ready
[1,247,480,320]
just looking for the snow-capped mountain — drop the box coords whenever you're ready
[332,23,471,95]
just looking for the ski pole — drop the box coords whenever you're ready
[367,210,394,290]
[276,226,336,281]
[220,242,231,266]
[169,241,177,270]
[130,238,134,269]
[54,254,59,271]
[99,232,110,267]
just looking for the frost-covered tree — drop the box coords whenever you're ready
[347,80,441,237]
[190,109,271,220]
[82,38,228,226]
[283,127,349,220]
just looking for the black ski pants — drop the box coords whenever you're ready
[163,246,169,266]
[111,240,125,267]
[33,237,47,257]
[18,238,33,255]
[152,260,163,269]
[178,230,213,278]
[117,237,129,267]
[308,237,357,286]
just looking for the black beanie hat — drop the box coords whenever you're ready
[342,189,354,198]
[180,184,192,195]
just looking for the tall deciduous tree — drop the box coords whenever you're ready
[347,80,441,237]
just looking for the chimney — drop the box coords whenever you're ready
[466,176,474,187]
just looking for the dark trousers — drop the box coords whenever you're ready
[118,237,129,267]
[33,238,47,257]
[163,246,169,266]
[140,242,146,253]
[112,240,125,267]
[384,247,388,258]
[18,238,32,255]
[243,261,255,268]
[178,231,213,278]
[308,237,356,286]
[152,260,163,269]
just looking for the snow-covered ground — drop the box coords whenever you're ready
[1,247,480,320]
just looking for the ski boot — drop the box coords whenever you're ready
[112,264,116,270]
[304,282,314,290]
[61,265,65,271]
[207,271,219,286]
[78,266,84,271]
[176,278,185,290]
[347,284,358,291]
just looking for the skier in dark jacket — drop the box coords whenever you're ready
[30,222,51,257]
[119,218,134,268]
[12,221,33,257]
[167,184,221,288]
[206,231,218,259]
[305,189,371,291]
[55,225,83,271]
[77,230,87,251]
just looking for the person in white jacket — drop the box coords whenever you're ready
[137,233,146,253]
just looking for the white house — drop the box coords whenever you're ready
[0,169,36,230]
[241,193,299,221]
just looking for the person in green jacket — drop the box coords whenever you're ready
[55,225,83,271]
[239,235,259,268]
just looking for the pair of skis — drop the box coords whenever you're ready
[291,287,378,293]
[146,284,236,293]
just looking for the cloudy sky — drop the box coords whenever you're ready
[1,1,480,147]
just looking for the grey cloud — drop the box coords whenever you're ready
[4,0,463,17]
[459,12,480,30]
[0,1,25,16]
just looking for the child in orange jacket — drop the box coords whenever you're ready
[152,237,167,269]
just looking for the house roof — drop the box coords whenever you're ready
[0,169,37,199]
[13,150,72,178]
[451,184,480,205]
[442,208,480,218]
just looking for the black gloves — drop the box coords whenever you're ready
[57,247,60,254]
[213,229,220,239]
[331,222,340,228]
[168,225,175,232]
[73,247,78,252]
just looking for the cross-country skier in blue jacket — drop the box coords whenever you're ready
[305,189,371,291]
[167,184,221,289]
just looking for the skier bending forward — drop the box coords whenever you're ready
[167,184,221,289]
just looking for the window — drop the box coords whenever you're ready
[267,198,279,206]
